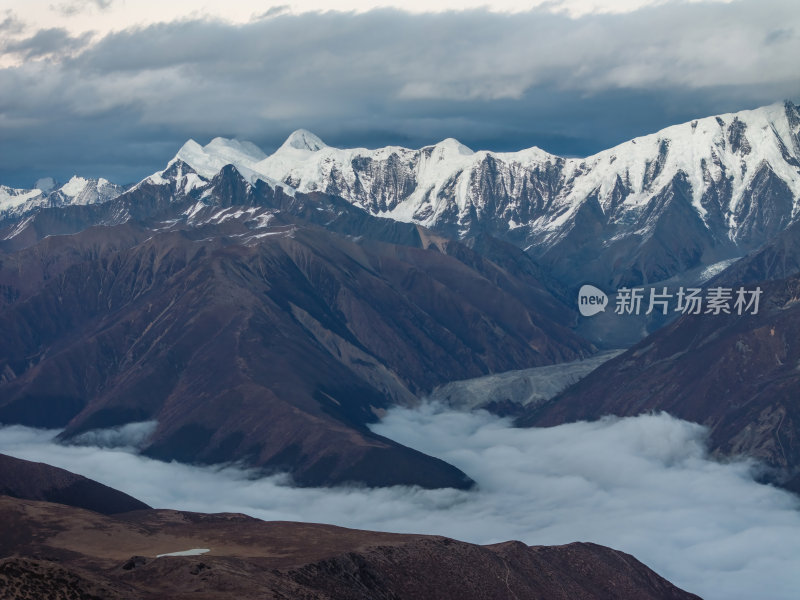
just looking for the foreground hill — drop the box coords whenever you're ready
[0,494,701,600]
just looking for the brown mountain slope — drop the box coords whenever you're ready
[0,495,701,600]
[0,453,149,514]
[520,273,800,491]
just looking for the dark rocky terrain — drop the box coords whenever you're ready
[0,453,149,514]
[0,494,702,600]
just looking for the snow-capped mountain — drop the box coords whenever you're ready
[3,101,799,288]
[0,176,124,222]
[139,101,800,287]
[259,102,800,241]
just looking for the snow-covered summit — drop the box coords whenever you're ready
[172,137,274,180]
[174,138,267,180]
[428,138,474,157]
[280,129,327,152]
[205,137,268,163]
[0,185,44,214]
[145,137,290,194]
[60,176,94,198]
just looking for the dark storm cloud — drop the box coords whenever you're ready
[0,1,798,187]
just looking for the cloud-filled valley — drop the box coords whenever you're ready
[1,405,799,600]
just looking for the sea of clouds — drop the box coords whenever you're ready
[1,405,799,600]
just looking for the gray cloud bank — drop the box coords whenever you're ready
[0,1,798,187]
[1,407,799,600]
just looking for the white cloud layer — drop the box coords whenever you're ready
[1,406,799,600]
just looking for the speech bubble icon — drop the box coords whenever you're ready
[578,284,608,317]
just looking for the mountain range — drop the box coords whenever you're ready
[253,102,800,289]
[4,102,799,290]
[183,101,799,286]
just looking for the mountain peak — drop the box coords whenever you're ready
[60,176,90,197]
[173,138,267,180]
[280,129,327,152]
[433,138,473,156]
[422,138,474,159]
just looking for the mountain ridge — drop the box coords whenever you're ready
[5,101,798,289]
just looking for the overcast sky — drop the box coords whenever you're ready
[0,0,798,187]
[2,407,800,600]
